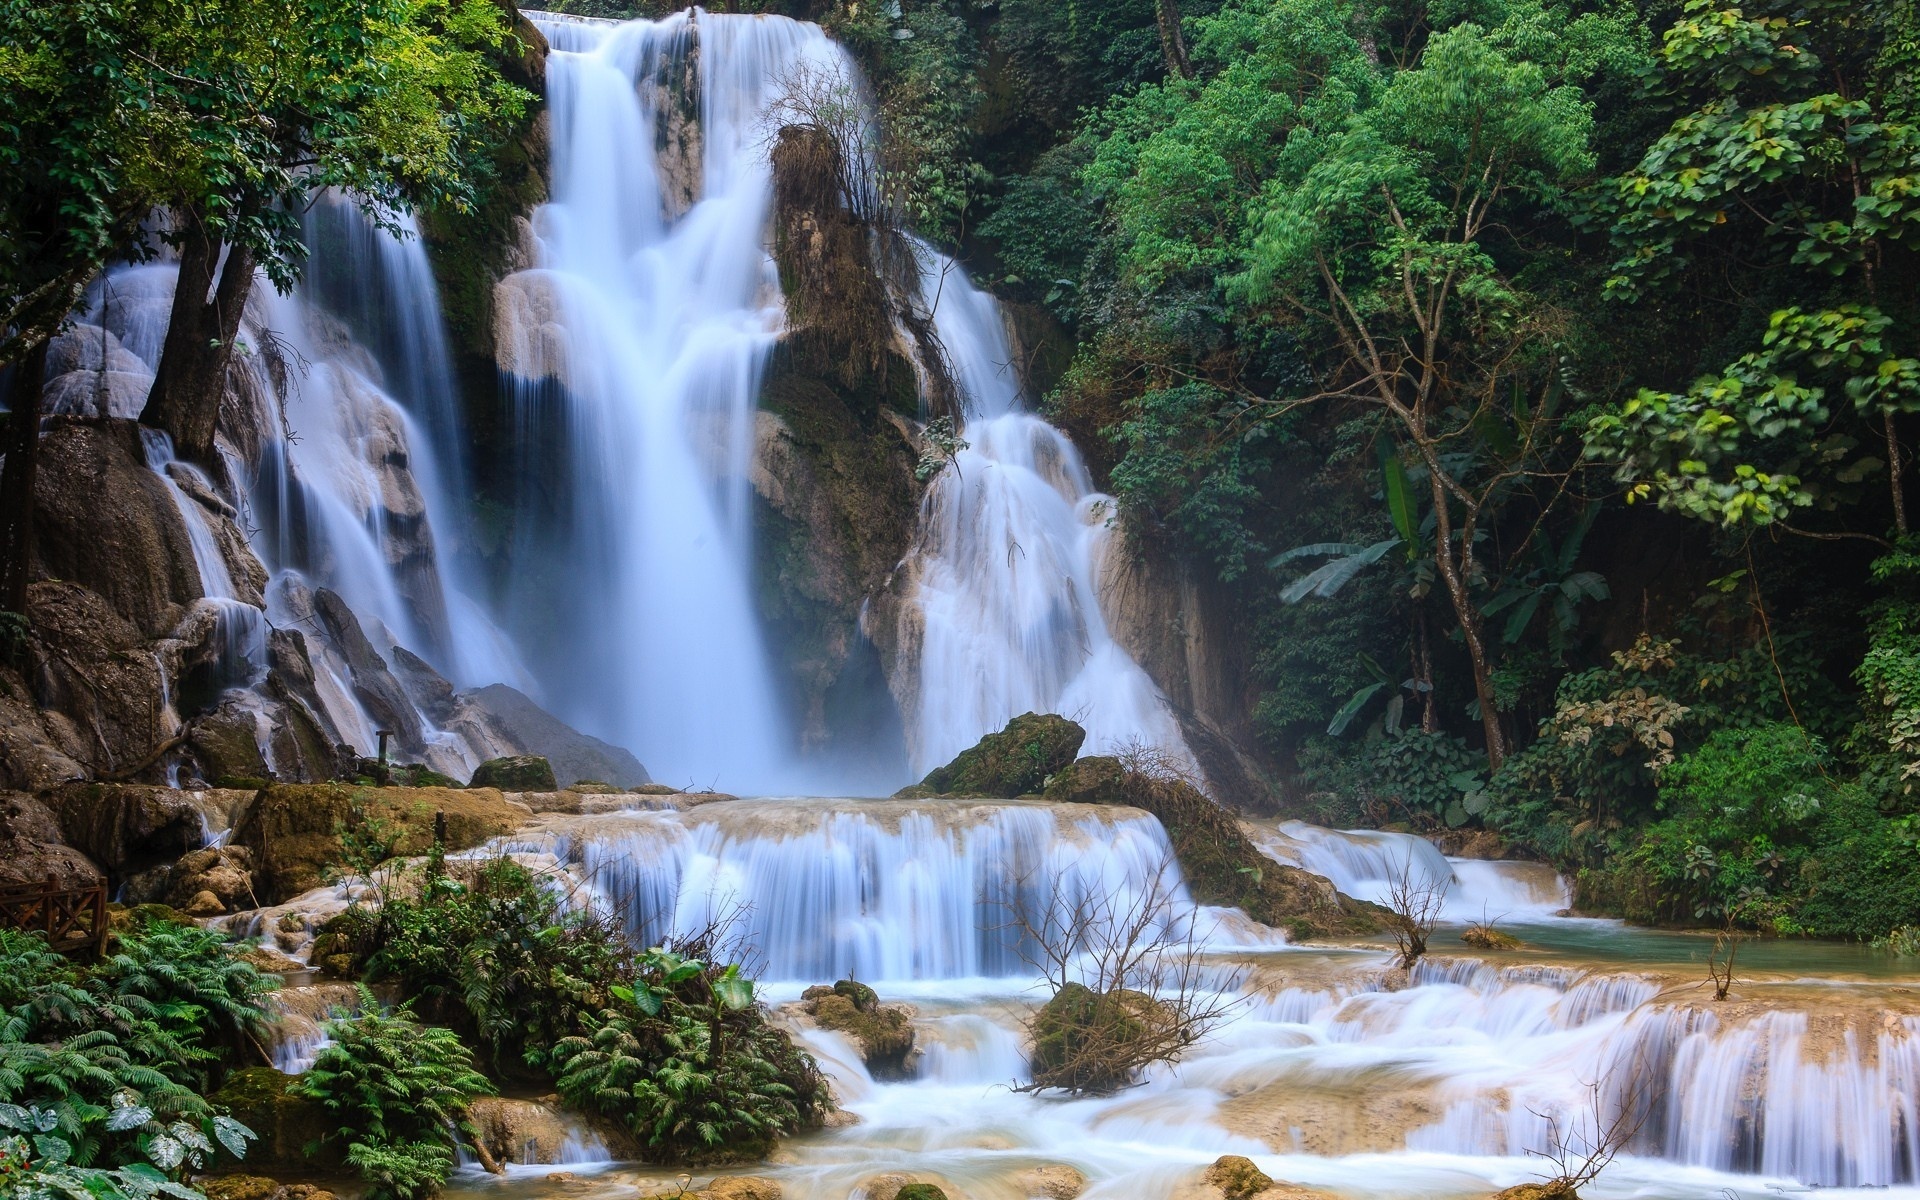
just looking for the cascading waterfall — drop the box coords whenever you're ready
[495,11,835,791]
[888,248,1199,777]
[495,798,1248,983]
[1249,818,1571,921]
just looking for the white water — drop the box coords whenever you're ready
[1251,819,1571,923]
[427,799,1920,1199]
[887,250,1199,778]
[496,11,831,791]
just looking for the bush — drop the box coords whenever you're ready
[294,992,492,1200]
[553,949,826,1165]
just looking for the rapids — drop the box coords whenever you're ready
[402,795,1920,1200]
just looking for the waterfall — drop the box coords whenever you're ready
[1248,818,1570,922]
[494,798,1251,983]
[496,11,833,791]
[886,248,1199,778]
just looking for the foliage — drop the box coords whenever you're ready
[0,1100,251,1200]
[553,949,826,1164]
[294,991,491,1200]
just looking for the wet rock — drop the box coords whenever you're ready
[1029,981,1176,1095]
[858,1179,952,1200]
[31,422,201,638]
[44,782,254,878]
[467,1096,620,1165]
[470,754,556,791]
[196,1176,339,1200]
[309,587,426,758]
[0,790,102,890]
[1012,1165,1086,1199]
[1460,923,1523,950]
[460,684,650,788]
[260,629,354,782]
[897,713,1085,799]
[700,1179,783,1200]
[0,690,88,791]
[186,695,275,788]
[158,846,257,913]
[1043,758,1385,940]
[1492,1185,1578,1200]
[799,980,916,1078]
[234,783,530,901]
[1205,1157,1272,1200]
[22,581,175,779]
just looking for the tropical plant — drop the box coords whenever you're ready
[0,1099,250,1200]
[294,991,491,1200]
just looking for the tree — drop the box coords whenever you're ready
[1235,24,1601,769]
[1588,0,1920,537]
[134,0,534,463]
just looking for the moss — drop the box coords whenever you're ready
[802,981,916,1078]
[210,1069,343,1171]
[1044,757,1385,938]
[469,754,557,791]
[234,784,529,901]
[895,1187,951,1200]
[1029,982,1170,1094]
[1203,1156,1274,1200]
[900,713,1085,798]
[1460,924,1523,950]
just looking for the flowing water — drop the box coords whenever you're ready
[50,4,1920,1195]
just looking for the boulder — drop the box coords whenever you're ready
[800,980,916,1078]
[460,684,649,789]
[857,1180,952,1200]
[0,790,102,891]
[470,754,557,792]
[197,1177,338,1200]
[30,421,201,639]
[897,713,1085,799]
[163,846,257,913]
[700,1179,783,1200]
[1205,1157,1272,1200]
[1461,923,1523,950]
[21,582,176,779]
[1043,758,1384,940]
[1013,1166,1086,1199]
[234,783,530,901]
[1492,1185,1578,1200]
[467,1096,626,1165]
[1029,982,1176,1095]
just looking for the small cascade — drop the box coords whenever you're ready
[499,798,1224,984]
[885,250,1199,778]
[139,429,267,689]
[1249,819,1570,921]
[266,983,360,1074]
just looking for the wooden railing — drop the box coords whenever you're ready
[0,875,108,957]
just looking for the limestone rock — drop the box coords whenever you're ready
[0,790,102,890]
[209,1069,341,1170]
[898,713,1085,799]
[31,422,201,639]
[858,1179,953,1200]
[467,1096,622,1165]
[1205,1157,1272,1200]
[22,582,176,778]
[1461,923,1524,950]
[235,783,529,901]
[800,980,917,1078]
[470,754,557,792]
[44,782,254,877]
[0,690,87,791]
[158,846,257,913]
[460,684,649,788]
[1012,1166,1086,1200]
[1492,1184,1579,1200]
[700,1179,783,1200]
[197,1176,338,1200]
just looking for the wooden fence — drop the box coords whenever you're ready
[0,875,108,956]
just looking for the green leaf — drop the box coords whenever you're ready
[1379,446,1420,558]
[1329,682,1389,735]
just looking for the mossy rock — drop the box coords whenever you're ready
[895,1187,950,1200]
[1461,924,1523,950]
[1204,1156,1273,1200]
[209,1069,342,1171]
[469,754,557,791]
[898,713,1085,799]
[109,902,197,933]
[1043,758,1385,939]
[805,982,915,1078]
[1029,981,1172,1094]
[233,784,529,902]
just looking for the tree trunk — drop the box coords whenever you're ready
[0,339,51,615]
[1888,409,1908,538]
[141,219,255,463]
[1154,0,1192,78]
[1423,468,1507,772]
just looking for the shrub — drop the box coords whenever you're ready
[553,950,826,1165]
[294,991,492,1200]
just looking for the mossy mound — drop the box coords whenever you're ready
[209,1069,341,1171]
[198,1177,338,1200]
[1043,758,1385,939]
[1030,982,1174,1095]
[897,713,1086,799]
[1460,923,1523,950]
[469,754,557,791]
[1204,1156,1274,1200]
[895,1186,950,1200]
[234,784,529,901]
[801,979,916,1078]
